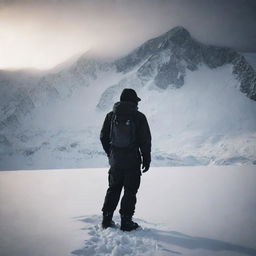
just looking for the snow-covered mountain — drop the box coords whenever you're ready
[0,26,256,170]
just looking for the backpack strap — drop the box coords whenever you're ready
[109,112,115,145]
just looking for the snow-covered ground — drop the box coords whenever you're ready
[1,166,256,256]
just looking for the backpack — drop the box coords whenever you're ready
[109,112,136,149]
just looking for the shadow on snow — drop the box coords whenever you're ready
[72,215,256,256]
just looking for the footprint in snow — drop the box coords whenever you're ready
[72,215,161,256]
[72,215,256,256]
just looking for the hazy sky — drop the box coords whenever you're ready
[0,0,256,70]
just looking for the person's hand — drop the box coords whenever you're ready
[141,159,150,173]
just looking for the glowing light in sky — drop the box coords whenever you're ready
[0,20,91,70]
[0,0,255,70]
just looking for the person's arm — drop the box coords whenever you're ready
[100,113,112,156]
[138,114,151,172]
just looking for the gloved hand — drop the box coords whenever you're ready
[141,157,150,173]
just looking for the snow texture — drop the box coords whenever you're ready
[73,216,159,256]
[1,167,256,256]
[73,215,256,256]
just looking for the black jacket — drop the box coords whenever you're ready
[100,101,151,169]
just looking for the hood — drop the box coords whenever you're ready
[113,101,138,115]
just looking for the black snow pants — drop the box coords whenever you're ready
[102,166,141,216]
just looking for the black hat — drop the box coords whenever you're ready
[120,88,141,103]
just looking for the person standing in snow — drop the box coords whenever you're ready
[100,88,152,231]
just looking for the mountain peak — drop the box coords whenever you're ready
[162,26,191,43]
[115,26,193,73]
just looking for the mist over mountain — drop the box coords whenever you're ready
[0,26,256,170]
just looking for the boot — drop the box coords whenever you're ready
[101,212,115,229]
[120,215,139,231]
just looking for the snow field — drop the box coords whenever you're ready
[0,166,256,256]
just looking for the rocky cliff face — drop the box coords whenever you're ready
[114,26,255,98]
[232,55,256,100]
[96,27,256,111]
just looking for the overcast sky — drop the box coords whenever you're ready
[0,0,256,70]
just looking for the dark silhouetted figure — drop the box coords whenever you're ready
[100,88,151,231]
